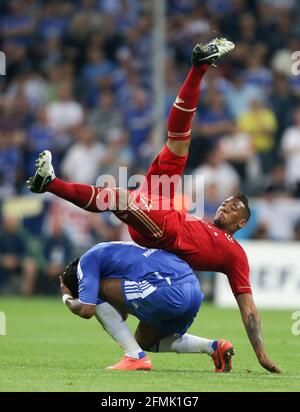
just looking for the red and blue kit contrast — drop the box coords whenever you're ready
[45,63,252,296]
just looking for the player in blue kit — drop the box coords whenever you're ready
[59,241,234,372]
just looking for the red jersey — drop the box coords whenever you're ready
[170,214,251,295]
[129,211,251,296]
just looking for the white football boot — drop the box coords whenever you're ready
[27,150,56,193]
[192,37,235,67]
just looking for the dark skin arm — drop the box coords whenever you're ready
[235,293,281,373]
[59,276,95,319]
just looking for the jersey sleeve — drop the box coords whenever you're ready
[227,248,252,295]
[77,249,101,305]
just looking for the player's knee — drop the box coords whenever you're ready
[95,187,129,212]
[167,139,190,157]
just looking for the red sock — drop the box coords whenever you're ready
[167,64,209,140]
[46,179,123,212]
[46,178,101,212]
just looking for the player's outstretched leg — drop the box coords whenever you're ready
[133,321,235,373]
[167,37,235,157]
[26,151,166,243]
[27,150,129,213]
[150,334,235,373]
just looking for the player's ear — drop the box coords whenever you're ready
[238,219,247,229]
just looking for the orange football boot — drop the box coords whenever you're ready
[211,340,235,372]
[106,355,152,371]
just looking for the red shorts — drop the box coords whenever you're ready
[115,145,188,249]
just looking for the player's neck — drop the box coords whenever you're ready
[212,222,234,235]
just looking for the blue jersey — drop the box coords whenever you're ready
[77,241,196,305]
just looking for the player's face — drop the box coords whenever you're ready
[213,197,247,233]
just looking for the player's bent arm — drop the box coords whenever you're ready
[65,298,96,319]
[59,275,96,319]
[235,293,281,373]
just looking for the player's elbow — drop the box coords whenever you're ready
[236,293,256,314]
[80,312,94,319]
[78,305,96,319]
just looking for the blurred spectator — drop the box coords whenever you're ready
[36,1,69,42]
[263,163,290,195]
[270,73,299,146]
[0,131,23,196]
[268,12,296,58]
[0,215,37,295]
[124,87,153,163]
[43,218,72,281]
[25,107,59,178]
[97,128,133,184]
[238,98,277,174]
[221,131,259,190]
[255,191,300,240]
[192,143,240,202]
[3,42,31,84]
[61,124,107,184]
[237,13,260,44]
[1,1,35,46]
[189,87,235,168]
[225,71,264,118]
[6,71,48,109]
[69,0,103,40]
[38,34,63,70]
[261,0,296,10]
[81,47,115,106]
[87,91,123,142]
[45,198,97,253]
[195,88,235,144]
[45,63,75,102]
[0,93,33,132]
[243,47,273,94]
[281,106,300,197]
[46,82,84,132]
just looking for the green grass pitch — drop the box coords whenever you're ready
[0,297,299,392]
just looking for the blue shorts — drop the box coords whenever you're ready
[122,279,204,336]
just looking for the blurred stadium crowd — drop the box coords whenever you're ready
[1,0,300,296]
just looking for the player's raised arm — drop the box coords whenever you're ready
[235,293,281,373]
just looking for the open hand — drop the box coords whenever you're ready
[259,356,281,373]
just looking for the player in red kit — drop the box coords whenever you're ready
[28,38,280,373]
